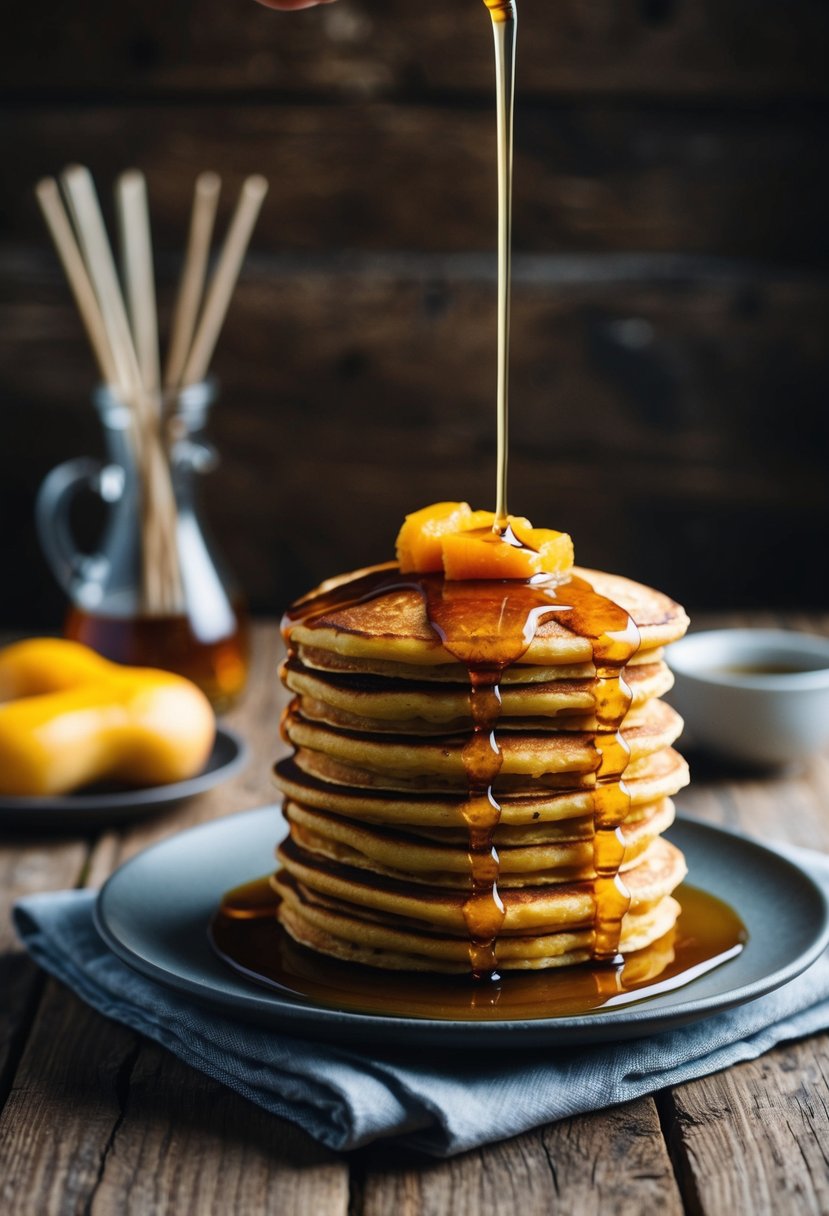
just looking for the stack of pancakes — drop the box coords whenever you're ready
[274,565,690,973]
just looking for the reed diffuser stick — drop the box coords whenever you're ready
[35,178,119,387]
[61,166,147,404]
[181,175,268,386]
[165,171,221,391]
[61,165,182,613]
[116,170,161,399]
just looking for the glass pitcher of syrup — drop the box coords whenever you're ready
[36,380,249,711]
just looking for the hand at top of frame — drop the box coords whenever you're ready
[254,0,336,9]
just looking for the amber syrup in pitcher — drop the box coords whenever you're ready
[66,605,250,712]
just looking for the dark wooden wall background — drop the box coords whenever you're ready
[1,0,828,627]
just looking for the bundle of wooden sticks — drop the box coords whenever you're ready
[36,167,268,614]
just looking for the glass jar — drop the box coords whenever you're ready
[36,380,249,711]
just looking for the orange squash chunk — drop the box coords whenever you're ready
[509,518,575,578]
[397,502,574,581]
[441,516,573,580]
[396,502,473,572]
[442,528,545,580]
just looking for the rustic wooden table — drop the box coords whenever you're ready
[2,616,828,1215]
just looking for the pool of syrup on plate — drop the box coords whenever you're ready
[210,880,746,1021]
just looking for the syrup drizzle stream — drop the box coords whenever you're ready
[473,0,639,969]
[425,564,641,974]
[483,0,517,529]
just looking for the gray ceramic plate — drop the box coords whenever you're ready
[93,805,829,1047]
[0,727,248,830]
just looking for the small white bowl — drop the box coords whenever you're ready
[666,628,829,767]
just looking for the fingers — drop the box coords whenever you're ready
[254,0,337,9]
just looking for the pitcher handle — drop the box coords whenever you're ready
[35,458,123,600]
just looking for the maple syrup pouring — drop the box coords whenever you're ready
[484,0,517,529]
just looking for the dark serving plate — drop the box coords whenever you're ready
[94,804,829,1047]
[0,727,247,830]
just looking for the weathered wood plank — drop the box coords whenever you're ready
[358,1098,682,1216]
[86,1047,349,1216]
[1,249,827,626]
[0,984,140,1216]
[3,958,343,1214]
[3,103,827,264]
[0,839,89,1110]
[662,1037,829,1216]
[681,754,829,853]
[5,0,829,100]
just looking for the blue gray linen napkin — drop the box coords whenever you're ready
[13,843,829,1157]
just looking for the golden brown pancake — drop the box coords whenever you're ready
[282,658,673,735]
[273,837,686,972]
[284,565,689,668]
[274,748,689,828]
[283,797,675,887]
[276,880,681,972]
[277,834,686,935]
[282,699,682,785]
[295,643,664,684]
